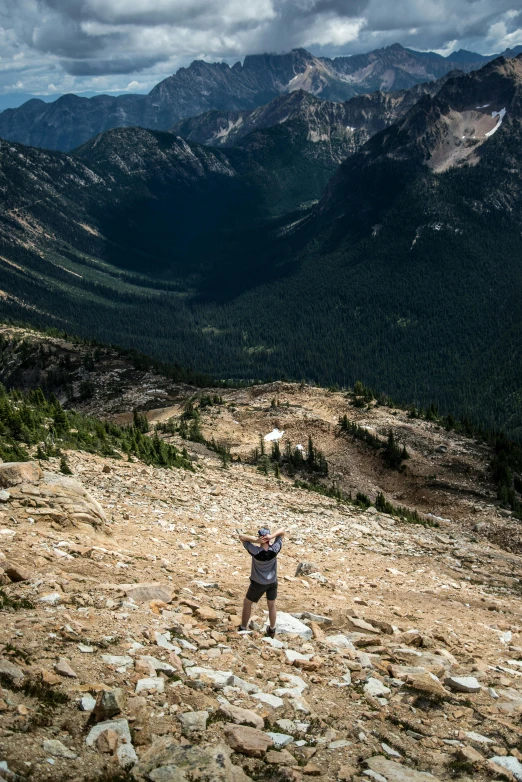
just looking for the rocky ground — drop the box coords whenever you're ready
[2,327,522,780]
[2,443,522,781]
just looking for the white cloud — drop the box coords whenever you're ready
[0,0,520,96]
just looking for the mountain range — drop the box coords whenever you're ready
[1,43,521,152]
[171,76,449,150]
[0,54,522,435]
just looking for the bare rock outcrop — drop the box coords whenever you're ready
[0,461,43,488]
[0,462,107,530]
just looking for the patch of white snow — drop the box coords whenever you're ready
[264,428,285,442]
[485,108,506,138]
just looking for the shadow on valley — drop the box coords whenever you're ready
[90,173,265,278]
[88,175,311,302]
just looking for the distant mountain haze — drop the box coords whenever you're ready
[0,43,517,152]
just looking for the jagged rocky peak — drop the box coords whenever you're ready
[313,54,522,234]
[323,53,522,179]
[171,74,453,152]
[0,43,497,152]
[374,54,522,171]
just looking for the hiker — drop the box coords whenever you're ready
[237,526,285,637]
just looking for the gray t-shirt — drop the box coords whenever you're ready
[243,537,283,585]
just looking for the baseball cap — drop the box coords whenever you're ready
[258,527,270,537]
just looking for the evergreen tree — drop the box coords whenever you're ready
[60,455,72,475]
[36,444,48,461]
[382,429,409,469]
[133,409,149,433]
[307,435,315,469]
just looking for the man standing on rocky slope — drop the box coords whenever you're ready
[237,526,285,637]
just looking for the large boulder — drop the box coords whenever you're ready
[0,462,42,488]
[2,467,107,530]
[40,471,107,529]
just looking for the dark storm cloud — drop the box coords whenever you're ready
[62,57,162,76]
[1,0,521,94]
[32,14,121,59]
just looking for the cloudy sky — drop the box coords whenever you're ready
[1,0,521,97]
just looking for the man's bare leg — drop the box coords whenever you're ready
[267,599,277,630]
[241,597,253,629]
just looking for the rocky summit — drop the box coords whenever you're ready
[1,328,522,781]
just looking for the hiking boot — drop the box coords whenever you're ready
[265,625,276,638]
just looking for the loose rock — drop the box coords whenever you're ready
[132,739,246,781]
[218,703,264,729]
[276,612,313,640]
[364,678,391,698]
[42,739,77,759]
[0,658,24,682]
[295,562,320,576]
[85,717,132,748]
[3,564,31,582]
[93,688,126,722]
[490,757,522,781]
[224,724,273,757]
[54,658,78,678]
[365,755,442,780]
[178,710,209,734]
[407,672,448,699]
[266,749,297,765]
[95,728,122,754]
[444,675,481,693]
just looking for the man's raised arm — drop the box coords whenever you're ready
[268,528,285,543]
[236,529,260,544]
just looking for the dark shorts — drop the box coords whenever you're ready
[246,579,278,603]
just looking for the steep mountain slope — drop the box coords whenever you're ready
[265,55,522,432]
[0,93,147,152]
[0,117,334,318]
[0,44,489,152]
[172,78,454,151]
[0,122,286,322]
[317,55,522,227]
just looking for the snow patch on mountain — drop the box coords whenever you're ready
[485,108,506,137]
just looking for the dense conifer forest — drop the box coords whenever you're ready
[1,59,522,438]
